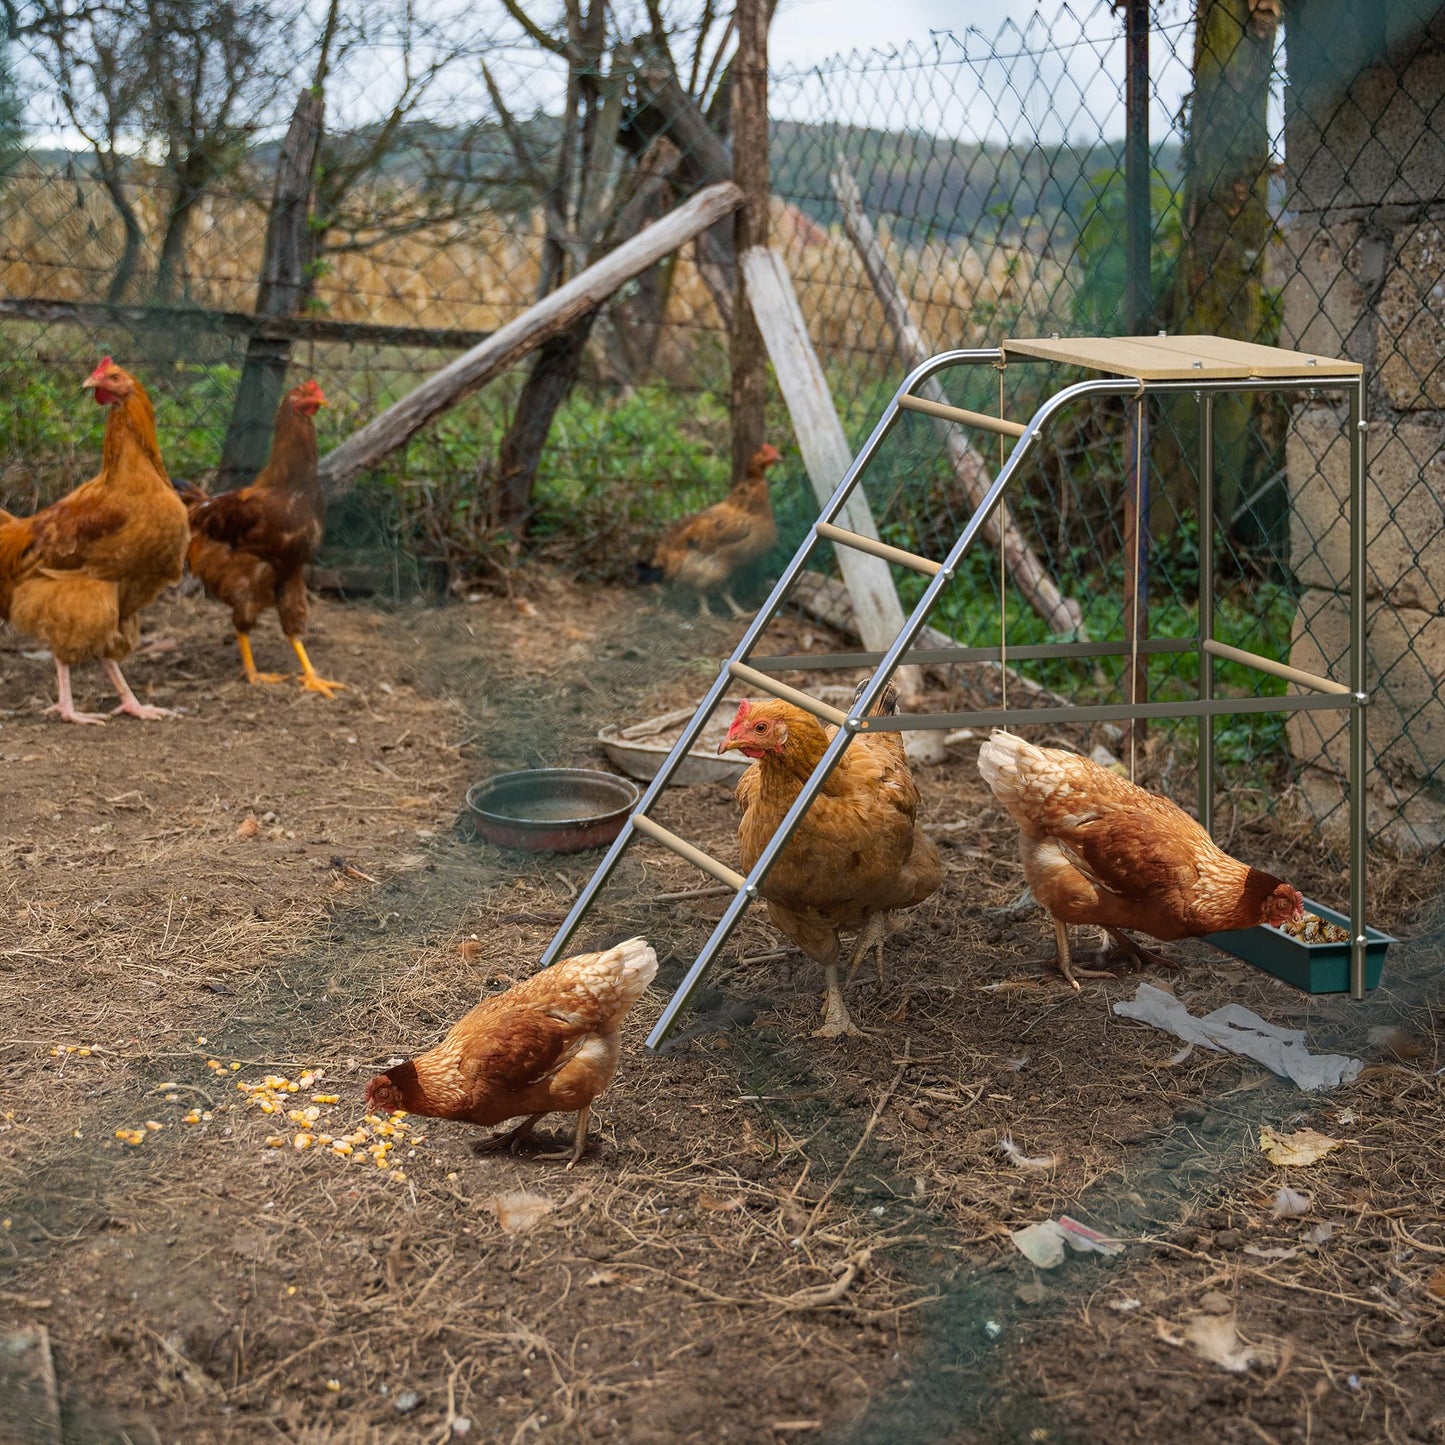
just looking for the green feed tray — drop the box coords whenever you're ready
[1204,898,1394,994]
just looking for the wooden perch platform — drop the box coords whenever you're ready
[317,180,745,497]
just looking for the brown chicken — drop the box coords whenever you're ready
[640,442,781,618]
[977,729,1305,989]
[181,379,342,696]
[0,358,189,725]
[364,937,657,1167]
[717,684,942,1038]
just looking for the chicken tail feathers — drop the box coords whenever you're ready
[851,678,900,717]
[593,935,659,1013]
[976,728,1049,805]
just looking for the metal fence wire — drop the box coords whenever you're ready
[0,0,1442,859]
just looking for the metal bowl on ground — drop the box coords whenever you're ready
[465,768,640,853]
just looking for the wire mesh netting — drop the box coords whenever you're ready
[0,0,1442,856]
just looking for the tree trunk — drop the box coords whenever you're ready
[494,309,600,528]
[97,161,145,304]
[216,90,324,489]
[1163,0,1277,528]
[154,152,214,304]
[729,0,769,484]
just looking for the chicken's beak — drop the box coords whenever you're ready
[716,734,736,756]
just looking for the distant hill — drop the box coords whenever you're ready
[771,119,1182,250]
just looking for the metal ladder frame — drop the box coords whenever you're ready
[538,347,1371,1047]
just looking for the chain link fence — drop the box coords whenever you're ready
[0,0,1441,859]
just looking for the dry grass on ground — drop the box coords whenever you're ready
[1,575,1443,1444]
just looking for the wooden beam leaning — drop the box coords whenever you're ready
[727,662,851,727]
[317,181,745,497]
[630,815,747,891]
[1201,638,1351,695]
[896,393,1026,438]
[815,521,941,576]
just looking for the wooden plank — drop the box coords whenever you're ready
[739,244,943,762]
[317,180,744,496]
[1003,333,1361,379]
[831,159,1083,636]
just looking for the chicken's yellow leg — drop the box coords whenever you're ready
[289,637,345,698]
[236,632,286,685]
[534,1104,592,1169]
[1052,917,1114,991]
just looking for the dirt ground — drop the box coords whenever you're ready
[1,576,1444,1445]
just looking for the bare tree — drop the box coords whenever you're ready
[24,0,294,302]
[480,0,741,531]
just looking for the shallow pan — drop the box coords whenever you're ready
[466,768,640,853]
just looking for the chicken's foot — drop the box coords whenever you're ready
[721,588,750,620]
[1102,928,1180,975]
[103,659,173,721]
[695,595,715,621]
[289,637,346,698]
[236,632,286,685]
[531,1105,591,1170]
[472,1111,547,1157]
[813,961,869,1039]
[45,660,107,725]
[1051,918,1115,992]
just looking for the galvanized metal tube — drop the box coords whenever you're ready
[1349,376,1369,999]
[896,393,1026,437]
[856,691,1350,730]
[630,814,747,890]
[1201,639,1351,695]
[554,347,1007,980]
[648,369,1135,1049]
[1198,392,1215,834]
[815,520,942,575]
[726,662,850,726]
[645,719,857,1050]
[747,638,1199,672]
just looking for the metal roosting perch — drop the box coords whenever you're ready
[540,326,1379,1047]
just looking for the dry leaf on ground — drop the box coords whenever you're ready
[1259,1126,1342,1167]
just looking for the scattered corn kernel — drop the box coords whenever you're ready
[293,1133,314,1150]
[143,1120,163,1132]
[390,1171,406,1182]
[154,1082,180,1092]
[182,1111,202,1125]
[285,1082,299,1094]
[311,1095,339,1105]
[286,1285,297,1295]
[196,1036,207,1045]
[77,1047,92,1057]
[446,1173,458,1182]
[114,1127,144,1145]
[264,1136,284,1148]
[331,1141,353,1157]
[325,1379,340,1393]
[2,1218,10,1229]
[229,1062,242,1072]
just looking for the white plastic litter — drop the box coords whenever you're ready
[1112,983,1363,1091]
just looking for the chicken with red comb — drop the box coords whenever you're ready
[0,358,188,723]
[180,379,343,694]
[717,682,941,1037]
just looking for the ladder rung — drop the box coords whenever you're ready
[1201,638,1351,696]
[630,813,747,890]
[726,662,851,727]
[898,393,1026,438]
[816,521,941,576]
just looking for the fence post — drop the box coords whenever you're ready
[215,88,323,490]
[729,0,770,484]
[1123,0,1151,334]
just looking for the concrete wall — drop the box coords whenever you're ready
[1281,0,1445,852]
